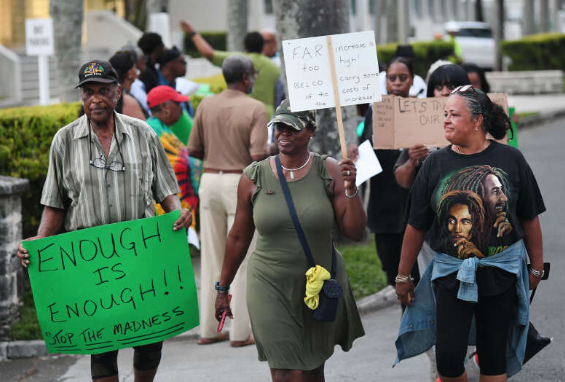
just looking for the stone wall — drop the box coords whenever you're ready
[0,176,30,339]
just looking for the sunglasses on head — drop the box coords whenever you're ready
[451,85,479,100]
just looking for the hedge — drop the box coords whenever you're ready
[501,33,565,71]
[0,103,81,236]
[184,31,227,58]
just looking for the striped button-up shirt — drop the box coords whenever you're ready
[41,113,180,232]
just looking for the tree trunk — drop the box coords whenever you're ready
[540,0,550,32]
[273,0,357,159]
[523,0,535,35]
[50,0,84,103]
[387,0,398,42]
[397,0,408,44]
[227,0,248,52]
[146,0,169,13]
[375,0,388,44]
[475,0,484,22]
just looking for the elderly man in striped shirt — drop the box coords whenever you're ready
[17,59,191,382]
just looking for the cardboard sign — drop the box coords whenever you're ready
[373,93,509,149]
[25,18,54,56]
[23,211,198,355]
[282,31,381,112]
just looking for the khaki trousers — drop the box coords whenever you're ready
[198,172,255,341]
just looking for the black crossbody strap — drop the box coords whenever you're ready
[275,155,337,275]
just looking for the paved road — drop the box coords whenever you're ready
[464,116,565,382]
[508,116,565,381]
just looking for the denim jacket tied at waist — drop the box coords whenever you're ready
[394,240,529,378]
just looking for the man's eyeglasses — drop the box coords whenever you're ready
[88,123,126,172]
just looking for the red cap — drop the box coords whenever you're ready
[147,85,189,108]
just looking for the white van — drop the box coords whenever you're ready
[444,21,495,70]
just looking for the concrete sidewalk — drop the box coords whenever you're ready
[55,305,431,382]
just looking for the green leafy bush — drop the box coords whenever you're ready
[184,31,227,58]
[0,102,81,236]
[9,290,42,340]
[376,41,455,78]
[501,33,565,71]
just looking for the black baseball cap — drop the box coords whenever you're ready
[75,60,119,88]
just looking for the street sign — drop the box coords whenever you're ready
[25,18,54,56]
[25,18,53,105]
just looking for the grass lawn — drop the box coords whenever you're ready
[516,111,540,119]
[9,290,42,340]
[338,237,388,300]
[10,238,387,340]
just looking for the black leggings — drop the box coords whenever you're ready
[435,284,516,377]
[91,341,163,379]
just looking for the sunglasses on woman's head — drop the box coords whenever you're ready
[451,85,480,101]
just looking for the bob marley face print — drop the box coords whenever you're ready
[448,204,472,243]
[436,190,486,259]
[435,165,513,258]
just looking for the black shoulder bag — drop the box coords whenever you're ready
[275,155,343,322]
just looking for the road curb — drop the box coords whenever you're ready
[519,108,565,129]
[0,285,398,361]
[356,285,398,314]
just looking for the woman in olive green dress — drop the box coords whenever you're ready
[215,100,366,382]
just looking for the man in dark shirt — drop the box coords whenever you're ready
[138,32,165,94]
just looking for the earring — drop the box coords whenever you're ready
[475,126,479,131]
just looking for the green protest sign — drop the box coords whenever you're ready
[23,211,198,355]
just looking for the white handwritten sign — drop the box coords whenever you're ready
[25,18,54,56]
[282,31,381,112]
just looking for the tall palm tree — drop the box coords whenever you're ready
[227,0,248,52]
[50,0,84,102]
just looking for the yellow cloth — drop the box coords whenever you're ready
[304,265,331,310]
